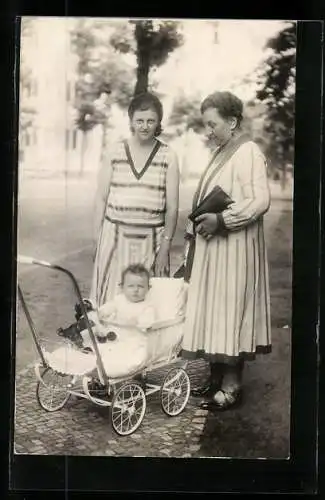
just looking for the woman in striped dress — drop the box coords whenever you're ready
[181,91,271,411]
[90,92,179,307]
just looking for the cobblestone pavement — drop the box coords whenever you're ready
[13,327,291,460]
[14,359,211,458]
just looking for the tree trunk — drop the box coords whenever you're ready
[134,22,150,95]
[134,51,150,95]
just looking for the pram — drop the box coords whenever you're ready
[17,255,190,436]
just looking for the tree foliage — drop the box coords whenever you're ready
[71,19,184,132]
[168,94,204,135]
[110,20,184,95]
[71,19,134,132]
[256,22,296,166]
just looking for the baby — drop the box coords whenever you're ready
[57,264,157,350]
[95,263,157,338]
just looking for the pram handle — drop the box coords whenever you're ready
[17,254,108,385]
[17,255,52,267]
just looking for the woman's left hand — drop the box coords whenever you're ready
[155,240,170,276]
[195,213,218,240]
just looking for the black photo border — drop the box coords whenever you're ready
[1,4,323,497]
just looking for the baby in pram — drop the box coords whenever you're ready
[97,263,157,333]
[57,263,158,350]
[50,266,188,381]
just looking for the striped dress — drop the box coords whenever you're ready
[182,139,272,362]
[90,138,170,307]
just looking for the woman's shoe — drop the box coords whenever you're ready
[199,387,243,412]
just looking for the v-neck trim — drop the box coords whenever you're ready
[192,133,251,210]
[123,139,161,180]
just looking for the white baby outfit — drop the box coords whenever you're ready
[98,294,157,330]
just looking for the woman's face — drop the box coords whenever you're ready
[131,108,159,143]
[202,107,236,146]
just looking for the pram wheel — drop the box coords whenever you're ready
[111,381,146,436]
[160,367,190,416]
[36,367,73,412]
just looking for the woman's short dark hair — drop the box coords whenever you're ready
[200,91,243,127]
[121,263,150,286]
[128,92,163,136]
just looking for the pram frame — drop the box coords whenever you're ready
[18,255,108,385]
[17,255,190,436]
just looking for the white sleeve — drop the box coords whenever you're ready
[222,142,271,231]
[137,304,156,329]
[98,299,117,320]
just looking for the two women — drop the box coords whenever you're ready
[91,90,272,411]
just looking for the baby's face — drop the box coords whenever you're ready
[122,273,149,303]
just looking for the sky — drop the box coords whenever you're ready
[153,19,287,117]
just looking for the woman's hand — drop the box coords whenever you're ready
[154,239,170,276]
[194,213,219,240]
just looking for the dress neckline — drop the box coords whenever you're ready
[123,139,161,180]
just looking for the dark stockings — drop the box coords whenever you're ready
[220,357,244,391]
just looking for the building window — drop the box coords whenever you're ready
[72,129,77,149]
[26,81,32,98]
[74,81,78,100]
[64,128,78,150]
[32,79,38,96]
[66,81,71,102]
[65,129,70,150]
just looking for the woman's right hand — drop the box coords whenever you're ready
[194,213,219,240]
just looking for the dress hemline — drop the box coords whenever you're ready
[180,345,272,363]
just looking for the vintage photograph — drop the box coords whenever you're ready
[15,17,295,459]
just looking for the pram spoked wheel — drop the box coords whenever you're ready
[160,367,190,416]
[110,381,146,436]
[36,367,73,412]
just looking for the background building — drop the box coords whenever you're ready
[19,18,87,175]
